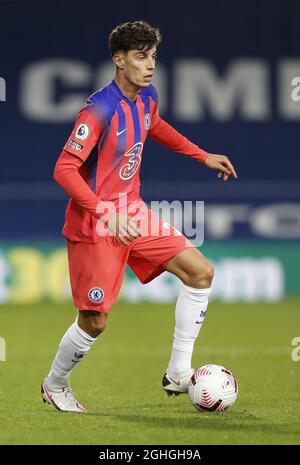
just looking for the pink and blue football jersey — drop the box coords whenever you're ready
[62,79,159,242]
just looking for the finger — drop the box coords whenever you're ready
[222,159,237,179]
[118,218,134,237]
[128,217,142,236]
[115,235,130,245]
[127,223,140,238]
[129,214,143,224]
[115,217,121,236]
[128,216,142,226]
[217,171,230,181]
[219,163,231,175]
[126,226,138,240]
[118,227,133,243]
[218,171,229,179]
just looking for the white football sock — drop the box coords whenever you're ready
[167,284,211,379]
[45,317,97,391]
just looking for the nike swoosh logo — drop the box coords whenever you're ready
[196,320,203,324]
[169,376,180,386]
[44,385,53,400]
[116,128,126,136]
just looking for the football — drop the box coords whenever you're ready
[188,364,238,412]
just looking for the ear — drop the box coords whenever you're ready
[113,53,125,70]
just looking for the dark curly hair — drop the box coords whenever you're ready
[109,20,162,56]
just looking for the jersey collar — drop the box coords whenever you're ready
[111,79,141,106]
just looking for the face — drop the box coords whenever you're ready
[114,46,157,88]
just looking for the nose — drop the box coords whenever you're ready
[147,57,155,70]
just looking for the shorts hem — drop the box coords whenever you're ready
[138,242,194,284]
[140,255,179,284]
[76,306,111,313]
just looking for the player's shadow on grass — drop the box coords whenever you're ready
[86,410,297,436]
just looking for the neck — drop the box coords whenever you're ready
[114,74,141,102]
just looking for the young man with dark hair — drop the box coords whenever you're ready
[41,20,237,412]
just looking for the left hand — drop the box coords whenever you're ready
[203,154,238,181]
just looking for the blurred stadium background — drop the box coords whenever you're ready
[0,0,300,446]
[0,0,299,306]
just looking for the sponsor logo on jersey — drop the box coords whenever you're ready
[144,113,151,130]
[75,123,89,140]
[68,140,83,151]
[119,142,143,180]
[88,287,104,303]
[116,128,126,136]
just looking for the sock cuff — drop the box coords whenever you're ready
[182,283,211,295]
[180,284,211,303]
[74,317,97,344]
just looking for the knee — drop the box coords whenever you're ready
[184,260,214,288]
[205,261,214,284]
[78,311,108,338]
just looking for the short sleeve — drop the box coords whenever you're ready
[63,104,102,161]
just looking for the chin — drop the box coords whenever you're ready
[139,81,151,88]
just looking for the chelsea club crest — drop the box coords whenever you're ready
[88,287,104,303]
[144,113,151,130]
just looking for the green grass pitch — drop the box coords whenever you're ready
[0,299,299,444]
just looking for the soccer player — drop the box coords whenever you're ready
[41,20,237,412]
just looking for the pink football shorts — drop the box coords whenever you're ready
[67,207,195,312]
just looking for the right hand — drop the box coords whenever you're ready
[108,212,142,245]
